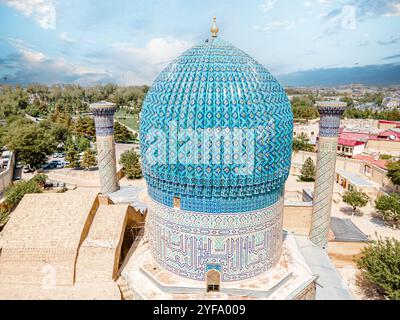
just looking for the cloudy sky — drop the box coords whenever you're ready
[0,0,399,86]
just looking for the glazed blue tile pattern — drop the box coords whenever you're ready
[318,106,346,137]
[148,198,283,281]
[206,263,222,273]
[93,115,115,136]
[140,37,293,212]
[148,184,284,213]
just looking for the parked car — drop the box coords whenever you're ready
[56,163,64,169]
[41,163,50,170]
[42,163,56,170]
[49,163,57,169]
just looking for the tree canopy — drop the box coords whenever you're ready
[292,133,314,152]
[81,148,97,170]
[65,145,80,168]
[291,96,319,120]
[356,238,400,300]
[342,190,369,215]
[387,161,400,186]
[299,157,316,182]
[119,149,142,179]
[375,194,400,229]
[2,118,57,168]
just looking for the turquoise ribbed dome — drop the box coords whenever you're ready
[140,37,293,213]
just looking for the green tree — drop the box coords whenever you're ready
[387,161,400,186]
[291,96,319,120]
[74,116,95,138]
[81,148,96,170]
[299,157,316,182]
[49,106,72,129]
[340,96,354,108]
[4,179,43,209]
[119,149,142,179]
[65,145,80,168]
[114,121,134,142]
[293,133,314,152]
[0,86,28,119]
[3,120,57,169]
[375,194,400,229]
[76,136,91,152]
[356,238,400,300]
[342,190,369,216]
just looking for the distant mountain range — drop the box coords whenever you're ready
[276,63,400,87]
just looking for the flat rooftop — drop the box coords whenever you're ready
[330,217,370,243]
[336,169,373,187]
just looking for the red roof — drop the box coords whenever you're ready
[353,155,389,170]
[378,120,400,125]
[338,138,365,147]
[372,129,400,141]
[340,131,370,141]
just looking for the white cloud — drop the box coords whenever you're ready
[1,0,56,29]
[3,38,111,85]
[108,37,193,84]
[385,2,400,16]
[113,37,191,66]
[2,36,193,85]
[59,32,75,43]
[254,20,297,32]
[8,38,46,62]
[261,0,277,12]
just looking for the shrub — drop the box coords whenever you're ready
[0,207,10,230]
[356,238,400,300]
[4,179,43,209]
[379,154,393,160]
[31,173,48,187]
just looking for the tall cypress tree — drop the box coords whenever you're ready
[300,157,316,182]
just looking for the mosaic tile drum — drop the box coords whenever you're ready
[140,20,294,281]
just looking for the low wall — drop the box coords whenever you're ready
[366,139,400,154]
[327,241,369,268]
[292,150,397,195]
[0,152,14,195]
[292,151,363,174]
[283,203,313,236]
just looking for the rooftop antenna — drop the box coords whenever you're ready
[210,16,219,38]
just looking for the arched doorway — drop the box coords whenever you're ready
[206,269,221,292]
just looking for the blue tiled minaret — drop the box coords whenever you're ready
[310,101,347,249]
[90,102,120,194]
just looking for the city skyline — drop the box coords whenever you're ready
[0,0,399,86]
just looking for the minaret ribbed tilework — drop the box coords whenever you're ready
[90,102,120,194]
[309,101,346,249]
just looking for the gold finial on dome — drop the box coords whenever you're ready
[210,16,219,38]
